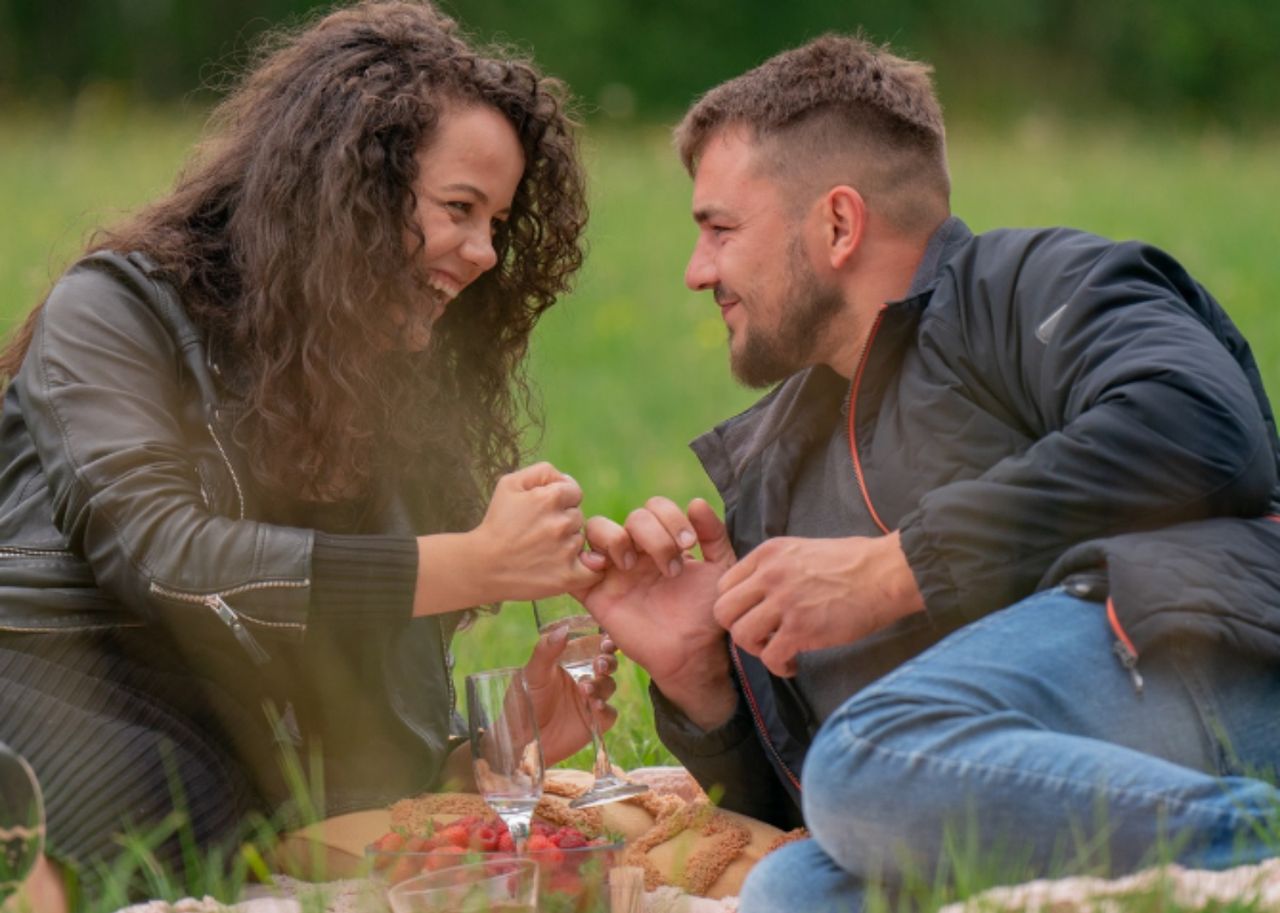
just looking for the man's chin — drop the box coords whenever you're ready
[729,353,791,389]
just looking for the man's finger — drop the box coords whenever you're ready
[689,498,736,567]
[625,508,684,576]
[712,576,764,630]
[585,515,635,570]
[760,634,799,678]
[727,595,777,655]
[717,545,759,594]
[645,496,698,555]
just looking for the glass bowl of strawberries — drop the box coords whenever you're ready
[369,814,624,913]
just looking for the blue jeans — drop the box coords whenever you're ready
[740,589,1280,913]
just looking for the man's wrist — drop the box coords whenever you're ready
[875,530,926,626]
[652,649,738,731]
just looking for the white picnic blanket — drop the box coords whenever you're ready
[117,876,739,913]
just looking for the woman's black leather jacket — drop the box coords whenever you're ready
[0,251,459,811]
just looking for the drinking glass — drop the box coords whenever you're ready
[0,742,45,904]
[466,668,544,854]
[386,858,538,913]
[534,598,648,809]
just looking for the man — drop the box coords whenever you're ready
[581,33,1280,913]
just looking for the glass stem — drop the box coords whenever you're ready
[583,693,616,785]
[506,812,533,855]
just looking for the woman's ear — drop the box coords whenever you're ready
[822,185,866,269]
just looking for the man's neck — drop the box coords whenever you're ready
[825,233,930,379]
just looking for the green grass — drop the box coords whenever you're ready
[4,105,1280,908]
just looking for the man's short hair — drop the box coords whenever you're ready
[675,34,951,236]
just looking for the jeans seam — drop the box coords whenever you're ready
[836,730,1255,825]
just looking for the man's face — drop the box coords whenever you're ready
[684,128,843,388]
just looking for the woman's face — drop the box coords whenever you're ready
[396,104,526,350]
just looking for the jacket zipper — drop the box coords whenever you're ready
[846,305,891,535]
[150,579,308,665]
[729,305,896,796]
[0,546,73,558]
[730,642,802,793]
[1106,596,1144,695]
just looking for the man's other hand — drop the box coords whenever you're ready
[578,498,739,730]
[714,531,925,677]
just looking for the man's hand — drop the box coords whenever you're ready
[578,498,740,730]
[714,530,925,677]
[522,623,619,767]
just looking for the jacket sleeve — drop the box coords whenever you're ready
[899,233,1278,623]
[19,259,320,630]
[649,682,804,828]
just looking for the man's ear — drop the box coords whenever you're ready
[822,185,866,269]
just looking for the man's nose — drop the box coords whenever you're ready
[684,239,716,291]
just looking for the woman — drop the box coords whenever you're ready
[0,1,610,905]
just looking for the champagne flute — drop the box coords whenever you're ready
[537,606,648,809]
[466,668,544,854]
[0,741,45,904]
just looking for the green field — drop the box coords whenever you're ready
[4,106,1280,905]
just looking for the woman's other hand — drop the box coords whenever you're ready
[523,622,619,766]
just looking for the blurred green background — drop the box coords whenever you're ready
[3,1,1280,772]
[3,0,1280,123]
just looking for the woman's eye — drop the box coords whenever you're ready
[446,201,472,216]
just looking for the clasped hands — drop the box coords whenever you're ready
[576,497,925,722]
[438,463,923,755]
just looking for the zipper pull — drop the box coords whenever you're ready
[208,595,271,666]
[1111,639,1144,695]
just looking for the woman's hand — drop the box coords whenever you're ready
[414,462,604,615]
[472,462,603,603]
[522,622,618,767]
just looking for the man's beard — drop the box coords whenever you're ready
[729,241,843,388]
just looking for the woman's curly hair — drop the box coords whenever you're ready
[3,0,587,528]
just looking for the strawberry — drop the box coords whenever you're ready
[437,824,470,849]
[526,833,554,852]
[556,828,587,849]
[497,831,515,853]
[422,844,467,871]
[387,857,418,884]
[373,831,406,853]
[471,825,500,852]
[405,835,431,853]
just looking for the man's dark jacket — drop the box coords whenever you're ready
[653,218,1280,828]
